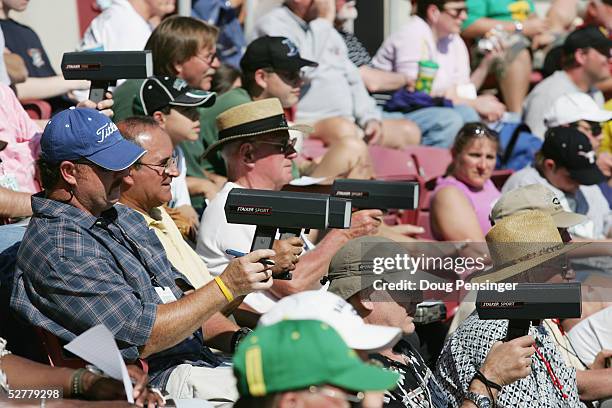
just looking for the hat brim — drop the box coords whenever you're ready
[330,360,400,392]
[551,211,589,228]
[87,138,146,171]
[470,242,588,283]
[170,91,216,109]
[581,109,612,123]
[343,323,402,353]
[201,124,313,159]
[274,57,318,72]
[569,166,606,185]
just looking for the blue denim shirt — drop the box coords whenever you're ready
[11,193,219,388]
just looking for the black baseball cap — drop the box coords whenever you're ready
[541,126,605,185]
[139,76,216,116]
[240,36,318,73]
[563,26,612,56]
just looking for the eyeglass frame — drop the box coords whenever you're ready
[136,155,178,175]
[569,120,603,136]
[253,137,298,155]
[194,50,218,65]
[442,5,468,18]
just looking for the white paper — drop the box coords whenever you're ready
[64,324,134,403]
[289,176,327,186]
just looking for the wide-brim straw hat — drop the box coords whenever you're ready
[202,98,312,158]
[471,210,587,283]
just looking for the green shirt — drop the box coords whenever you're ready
[112,79,145,122]
[463,0,535,30]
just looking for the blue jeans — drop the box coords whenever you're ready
[0,223,26,288]
[383,105,479,148]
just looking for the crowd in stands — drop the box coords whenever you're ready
[2,0,612,407]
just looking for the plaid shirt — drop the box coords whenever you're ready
[11,193,220,388]
[435,313,585,408]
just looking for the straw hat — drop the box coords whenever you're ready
[471,210,586,283]
[201,98,312,158]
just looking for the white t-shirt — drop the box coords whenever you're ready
[196,182,314,313]
[523,71,605,139]
[566,305,612,365]
[169,147,191,208]
[502,167,610,239]
[80,0,152,52]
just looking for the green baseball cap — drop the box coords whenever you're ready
[233,319,399,397]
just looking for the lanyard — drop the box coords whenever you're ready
[94,217,163,287]
[534,342,569,400]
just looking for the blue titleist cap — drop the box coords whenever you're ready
[40,107,146,171]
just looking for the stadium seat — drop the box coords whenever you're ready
[21,99,52,120]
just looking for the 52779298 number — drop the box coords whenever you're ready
[7,388,62,399]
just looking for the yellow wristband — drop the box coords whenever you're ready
[214,276,234,302]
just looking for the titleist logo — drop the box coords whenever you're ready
[96,122,118,143]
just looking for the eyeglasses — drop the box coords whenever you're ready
[255,138,297,155]
[443,6,467,18]
[570,120,602,136]
[307,385,365,404]
[195,50,217,65]
[137,156,178,175]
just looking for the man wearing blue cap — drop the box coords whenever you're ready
[11,107,278,404]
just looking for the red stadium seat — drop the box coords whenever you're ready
[34,328,86,369]
[21,99,52,120]
[76,0,102,37]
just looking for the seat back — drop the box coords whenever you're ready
[21,99,52,120]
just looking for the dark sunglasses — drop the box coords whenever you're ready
[570,120,602,136]
[255,138,297,155]
[443,6,467,17]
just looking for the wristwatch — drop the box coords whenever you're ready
[465,391,493,408]
[513,20,524,33]
[231,327,253,353]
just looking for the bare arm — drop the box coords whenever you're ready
[0,187,32,218]
[546,0,578,33]
[1,355,163,406]
[202,311,240,353]
[462,18,516,39]
[358,65,410,93]
[186,176,222,201]
[460,336,535,407]
[4,52,28,84]
[576,369,612,401]
[15,76,89,100]
[431,186,486,242]
[140,249,274,357]
[268,209,382,297]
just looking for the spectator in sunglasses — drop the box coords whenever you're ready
[544,92,612,178]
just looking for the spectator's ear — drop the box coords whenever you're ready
[152,110,166,125]
[574,48,588,66]
[254,68,269,91]
[543,158,557,172]
[59,161,79,187]
[427,4,441,22]
[239,142,256,165]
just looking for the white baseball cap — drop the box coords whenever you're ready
[259,290,402,352]
[544,93,612,128]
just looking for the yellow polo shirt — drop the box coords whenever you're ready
[138,206,212,289]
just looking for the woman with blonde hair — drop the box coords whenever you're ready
[430,122,501,242]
